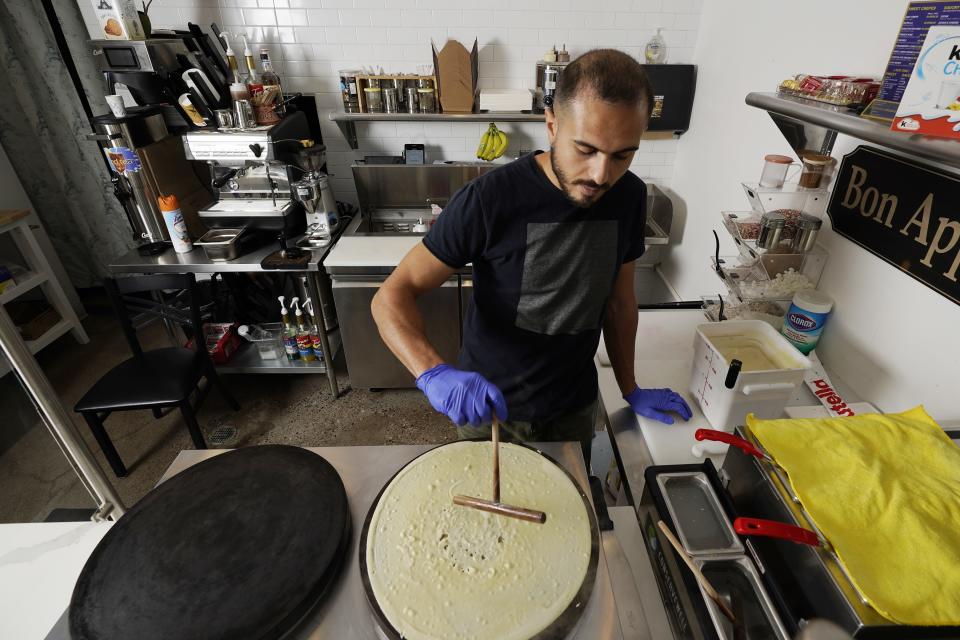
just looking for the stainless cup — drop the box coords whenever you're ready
[383,87,399,113]
[405,87,418,113]
[214,109,234,129]
[233,100,255,129]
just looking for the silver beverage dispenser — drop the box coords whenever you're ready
[89,108,172,249]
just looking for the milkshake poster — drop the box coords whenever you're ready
[893,25,960,138]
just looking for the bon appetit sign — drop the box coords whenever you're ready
[827,145,960,306]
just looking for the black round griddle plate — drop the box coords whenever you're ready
[70,445,349,640]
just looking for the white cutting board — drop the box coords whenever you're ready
[631,359,728,466]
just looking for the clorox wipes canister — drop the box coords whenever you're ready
[781,289,834,354]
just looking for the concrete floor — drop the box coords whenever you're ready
[0,300,454,524]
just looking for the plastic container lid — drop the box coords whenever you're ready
[801,153,834,166]
[791,289,833,313]
[797,213,823,230]
[760,211,786,228]
[764,154,793,164]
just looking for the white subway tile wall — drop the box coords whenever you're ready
[78,0,703,203]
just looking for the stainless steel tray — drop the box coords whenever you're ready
[195,228,245,261]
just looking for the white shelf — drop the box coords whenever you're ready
[0,215,89,379]
[0,271,48,305]
[24,318,73,354]
[0,318,74,377]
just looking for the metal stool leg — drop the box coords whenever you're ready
[179,400,207,449]
[205,361,239,411]
[81,412,127,478]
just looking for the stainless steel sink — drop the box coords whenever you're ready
[344,209,430,236]
[346,209,670,243]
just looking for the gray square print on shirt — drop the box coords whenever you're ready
[515,220,619,336]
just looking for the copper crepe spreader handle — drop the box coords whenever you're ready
[453,416,547,524]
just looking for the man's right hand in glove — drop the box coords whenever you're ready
[416,364,507,426]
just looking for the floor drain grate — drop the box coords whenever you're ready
[207,425,238,446]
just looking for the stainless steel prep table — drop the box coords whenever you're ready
[153,442,657,639]
[108,236,342,398]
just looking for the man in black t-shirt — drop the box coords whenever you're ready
[372,49,691,467]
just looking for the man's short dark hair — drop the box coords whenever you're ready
[553,49,654,118]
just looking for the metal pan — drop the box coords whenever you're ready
[358,441,600,640]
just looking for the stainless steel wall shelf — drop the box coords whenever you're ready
[746,92,960,166]
[329,112,545,149]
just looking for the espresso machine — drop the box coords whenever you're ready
[183,111,313,266]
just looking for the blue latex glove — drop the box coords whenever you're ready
[624,386,693,425]
[416,364,508,426]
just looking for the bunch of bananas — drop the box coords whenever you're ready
[476,123,509,161]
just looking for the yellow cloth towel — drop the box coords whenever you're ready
[746,406,960,626]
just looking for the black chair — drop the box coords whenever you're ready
[75,274,239,477]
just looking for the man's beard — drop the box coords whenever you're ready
[550,147,609,208]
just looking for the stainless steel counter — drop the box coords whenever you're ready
[151,442,653,639]
[108,234,329,274]
[107,234,342,397]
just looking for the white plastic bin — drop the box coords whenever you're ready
[689,320,810,430]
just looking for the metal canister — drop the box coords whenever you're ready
[791,214,823,253]
[405,87,419,113]
[338,69,361,113]
[384,78,404,109]
[364,87,383,113]
[383,87,399,113]
[756,211,786,250]
[214,109,234,129]
[418,88,437,113]
[232,99,255,129]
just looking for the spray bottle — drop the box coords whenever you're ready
[304,297,323,360]
[290,297,317,362]
[157,194,193,254]
[278,296,299,360]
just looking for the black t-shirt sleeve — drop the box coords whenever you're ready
[622,182,647,263]
[422,183,487,268]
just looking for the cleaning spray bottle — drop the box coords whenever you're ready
[290,297,317,362]
[278,296,299,361]
[304,297,323,360]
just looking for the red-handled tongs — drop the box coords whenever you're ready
[695,428,774,463]
[733,517,824,547]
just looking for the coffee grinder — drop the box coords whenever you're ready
[534,45,570,112]
[291,145,338,248]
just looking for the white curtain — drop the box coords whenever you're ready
[0,0,134,287]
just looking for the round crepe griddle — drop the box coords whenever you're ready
[70,445,349,640]
[359,441,599,640]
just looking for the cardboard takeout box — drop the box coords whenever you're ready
[432,39,479,114]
